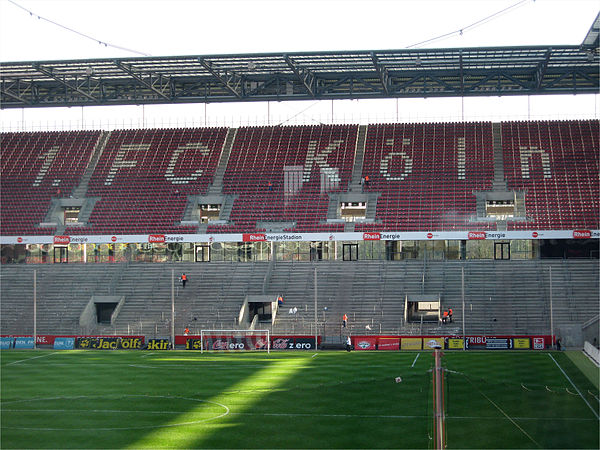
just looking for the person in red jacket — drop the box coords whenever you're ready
[181,273,187,288]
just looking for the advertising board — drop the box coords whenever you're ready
[54,338,75,350]
[377,337,400,350]
[423,337,445,349]
[0,337,13,349]
[512,338,530,349]
[354,337,377,350]
[14,337,34,349]
[401,338,422,350]
[146,339,171,350]
[447,338,464,349]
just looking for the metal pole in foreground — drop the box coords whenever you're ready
[33,269,37,350]
[549,266,554,349]
[171,269,175,350]
[314,267,318,351]
[461,266,466,351]
[433,348,446,449]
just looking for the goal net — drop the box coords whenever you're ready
[199,329,270,353]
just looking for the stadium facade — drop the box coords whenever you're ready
[1,16,599,347]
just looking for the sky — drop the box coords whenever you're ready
[0,0,598,130]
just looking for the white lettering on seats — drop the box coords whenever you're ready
[380,151,413,181]
[164,143,210,184]
[519,147,552,179]
[104,144,145,185]
[380,139,413,181]
[303,140,343,182]
[33,146,60,186]
[457,137,466,180]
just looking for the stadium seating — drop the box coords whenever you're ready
[69,127,227,234]
[357,122,496,231]
[0,131,100,235]
[502,120,599,230]
[1,120,598,235]
[212,125,357,233]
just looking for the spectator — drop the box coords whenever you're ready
[364,175,370,187]
[342,313,348,328]
[268,181,273,191]
[277,294,283,307]
[442,310,449,324]
[448,308,453,323]
[184,327,189,336]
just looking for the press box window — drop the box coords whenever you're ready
[199,204,221,223]
[340,202,366,222]
[64,207,81,225]
[485,200,515,220]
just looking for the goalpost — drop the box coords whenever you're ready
[199,329,270,354]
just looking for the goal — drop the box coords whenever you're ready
[199,329,270,353]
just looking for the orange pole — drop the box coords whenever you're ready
[433,349,446,449]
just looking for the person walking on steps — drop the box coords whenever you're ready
[181,273,187,289]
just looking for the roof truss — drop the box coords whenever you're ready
[1,46,598,108]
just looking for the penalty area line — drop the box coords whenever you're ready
[548,353,599,420]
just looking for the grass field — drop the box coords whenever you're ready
[1,349,598,449]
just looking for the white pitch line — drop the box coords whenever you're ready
[477,389,542,448]
[548,353,600,420]
[311,353,318,358]
[2,408,596,422]
[411,353,420,367]
[6,352,60,366]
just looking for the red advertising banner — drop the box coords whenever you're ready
[363,232,381,241]
[467,231,486,240]
[53,235,70,244]
[353,337,377,350]
[377,337,400,350]
[243,233,267,242]
[573,230,591,239]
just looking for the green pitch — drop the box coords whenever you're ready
[1,350,598,449]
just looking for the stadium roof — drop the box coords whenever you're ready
[1,44,598,109]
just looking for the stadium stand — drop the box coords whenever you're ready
[357,122,495,231]
[1,121,598,344]
[66,127,228,234]
[212,124,357,233]
[502,120,599,230]
[1,121,598,235]
[0,131,101,235]
[1,259,597,339]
